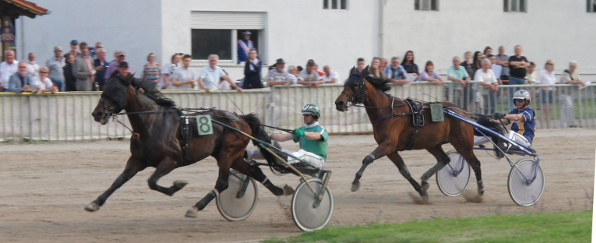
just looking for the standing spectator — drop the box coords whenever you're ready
[474,59,499,114]
[380,58,388,72]
[559,60,586,128]
[472,51,483,72]
[495,46,510,83]
[287,65,300,80]
[237,31,254,64]
[31,67,58,93]
[368,57,385,79]
[63,53,76,91]
[171,54,195,90]
[90,42,103,60]
[508,45,530,109]
[320,65,340,84]
[198,54,243,92]
[69,40,80,57]
[5,62,31,93]
[110,50,120,63]
[104,51,134,79]
[447,56,470,105]
[525,62,536,84]
[460,51,475,110]
[418,60,444,85]
[72,42,94,91]
[26,53,40,77]
[141,53,161,88]
[356,58,365,73]
[384,57,408,85]
[242,48,263,89]
[267,58,296,86]
[298,59,323,86]
[536,60,556,129]
[0,50,18,91]
[401,50,418,77]
[161,53,181,89]
[313,64,324,77]
[46,46,65,91]
[483,46,493,57]
[489,55,503,85]
[93,48,110,91]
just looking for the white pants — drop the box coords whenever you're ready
[559,94,575,127]
[246,149,324,169]
[474,131,530,149]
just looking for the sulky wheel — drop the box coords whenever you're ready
[216,170,259,221]
[436,151,471,196]
[291,178,333,232]
[508,159,545,206]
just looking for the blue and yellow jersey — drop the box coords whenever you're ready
[508,106,535,143]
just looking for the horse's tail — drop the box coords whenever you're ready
[241,114,279,167]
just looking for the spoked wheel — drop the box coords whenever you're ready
[216,170,258,221]
[291,178,333,232]
[436,151,471,196]
[508,159,545,206]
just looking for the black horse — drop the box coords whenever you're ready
[87,73,292,217]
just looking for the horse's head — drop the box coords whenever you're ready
[92,73,135,125]
[335,66,370,111]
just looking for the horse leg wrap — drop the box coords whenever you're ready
[421,162,446,182]
[362,154,375,166]
[261,177,284,196]
[195,189,219,211]
[477,180,485,195]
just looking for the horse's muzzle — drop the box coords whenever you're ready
[335,100,348,112]
[92,110,109,125]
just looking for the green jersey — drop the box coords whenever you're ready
[292,122,328,160]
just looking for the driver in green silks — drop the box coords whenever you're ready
[245,103,328,169]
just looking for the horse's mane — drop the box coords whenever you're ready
[107,73,176,108]
[364,76,392,94]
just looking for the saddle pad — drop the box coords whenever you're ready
[430,103,444,122]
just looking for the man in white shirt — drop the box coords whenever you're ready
[171,54,195,90]
[198,54,242,92]
[26,53,40,77]
[320,65,340,84]
[474,58,499,114]
[0,50,18,91]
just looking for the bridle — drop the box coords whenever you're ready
[341,75,367,107]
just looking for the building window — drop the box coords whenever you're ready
[504,0,526,12]
[588,0,596,12]
[415,0,439,11]
[323,0,347,10]
[191,29,260,61]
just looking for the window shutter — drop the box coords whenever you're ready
[191,11,265,29]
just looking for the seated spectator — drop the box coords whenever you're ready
[474,58,499,114]
[380,58,388,72]
[489,55,503,84]
[368,57,385,79]
[525,62,536,84]
[401,50,419,77]
[6,62,31,93]
[267,58,297,86]
[320,65,340,83]
[418,61,444,85]
[536,60,556,129]
[26,53,40,77]
[313,64,324,76]
[198,54,242,92]
[298,59,323,86]
[558,60,586,128]
[63,53,76,91]
[242,48,263,89]
[356,58,365,73]
[447,56,470,104]
[141,53,162,88]
[31,67,58,93]
[384,56,408,85]
[171,54,195,90]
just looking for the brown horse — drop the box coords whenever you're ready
[87,73,291,217]
[334,67,484,201]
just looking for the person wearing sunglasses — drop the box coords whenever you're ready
[31,67,58,93]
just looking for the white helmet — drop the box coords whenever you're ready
[513,89,531,102]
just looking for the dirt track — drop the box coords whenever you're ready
[0,129,594,242]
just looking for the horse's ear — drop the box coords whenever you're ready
[360,65,370,77]
[349,66,357,76]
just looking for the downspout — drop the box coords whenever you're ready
[379,0,385,57]
[19,17,24,61]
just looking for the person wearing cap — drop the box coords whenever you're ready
[267,58,297,86]
[197,54,242,92]
[117,61,131,76]
[69,40,80,57]
[245,103,328,169]
[298,59,323,86]
[104,51,134,80]
[237,30,255,64]
[72,42,95,91]
[45,45,65,91]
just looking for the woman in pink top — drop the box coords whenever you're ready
[418,60,444,85]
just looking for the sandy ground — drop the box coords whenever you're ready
[0,129,594,242]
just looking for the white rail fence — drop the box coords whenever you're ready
[1,82,594,143]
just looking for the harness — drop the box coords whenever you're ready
[403,98,425,150]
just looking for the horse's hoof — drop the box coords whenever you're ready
[283,184,294,196]
[84,202,100,212]
[185,206,199,218]
[351,182,360,192]
[421,181,429,193]
[478,189,485,196]
[173,180,188,189]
